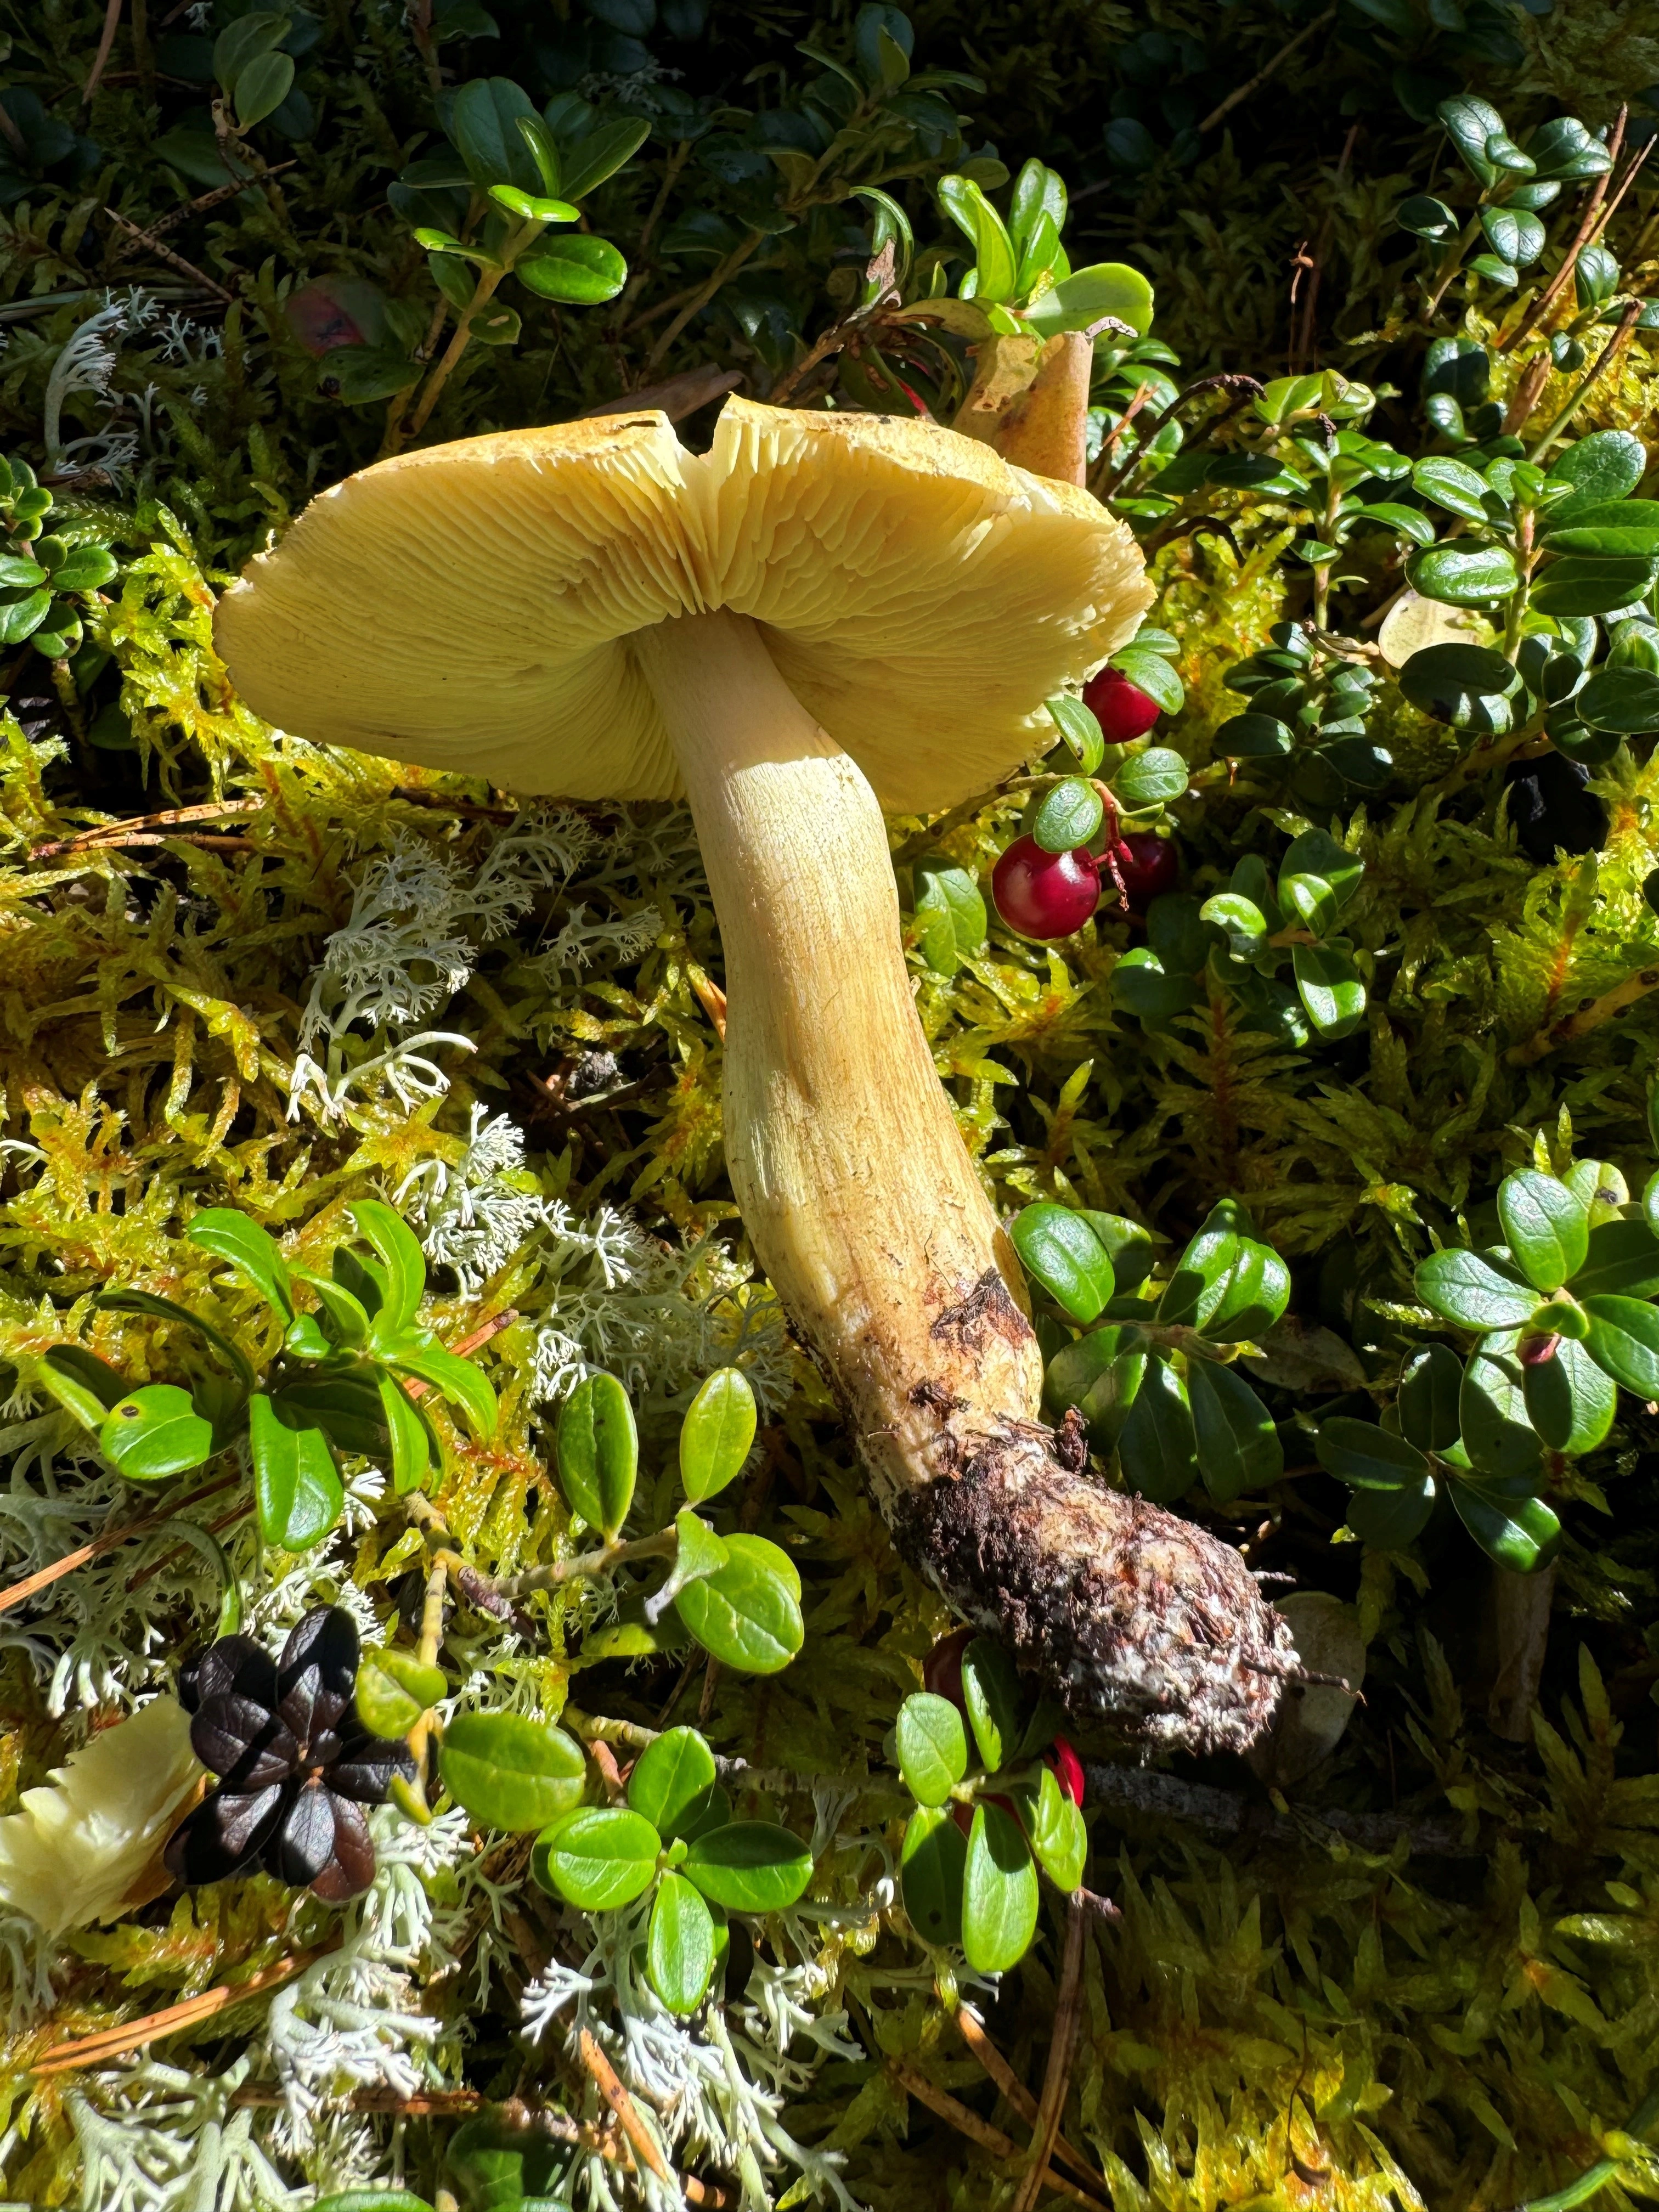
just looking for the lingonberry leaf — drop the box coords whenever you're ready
[679,1366,757,1505]
[1346,1468,1437,1550]
[628,1726,725,1840]
[382,1342,497,1443]
[1449,1472,1560,1574]
[40,1344,132,1429]
[1581,1295,1659,1396]
[1407,543,1521,607]
[961,1801,1039,1972]
[1031,776,1104,854]
[1316,1418,1431,1490]
[1497,1169,1589,1292]
[1186,1355,1283,1502]
[376,1370,434,1495]
[1045,694,1105,775]
[1107,746,1187,810]
[349,1199,427,1336]
[1459,1347,1543,1482]
[961,1636,1022,1772]
[533,1805,662,1910]
[100,1384,215,1482]
[1570,1220,1659,1297]
[438,1712,586,1831]
[895,1692,968,1807]
[900,1803,966,1946]
[1522,1335,1617,1456]
[648,1869,718,2013]
[557,1371,638,1537]
[1414,1247,1539,1330]
[1117,1351,1197,1503]
[1398,1344,1463,1453]
[683,1820,813,1912]
[1011,1202,1114,1324]
[675,1533,803,1673]
[644,1509,729,1628]
[94,1289,255,1392]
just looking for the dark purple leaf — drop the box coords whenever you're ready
[164,1784,284,1883]
[190,1694,297,1787]
[278,1606,359,1749]
[329,1731,417,1803]
[270,1775,336,1883]
[309,1795,376,1899]
[179,1634,277,1716]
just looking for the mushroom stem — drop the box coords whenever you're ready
[633,610,1292,1752]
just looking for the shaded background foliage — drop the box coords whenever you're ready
[2,3,1659,2211]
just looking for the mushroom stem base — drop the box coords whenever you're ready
[634,609,1291,1752]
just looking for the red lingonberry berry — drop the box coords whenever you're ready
[1084,664,1161,743]
[922,1626,974,1715]
[1049,1734,1085,1807]
[1108,831,1180,911]
[992,837,1100,940]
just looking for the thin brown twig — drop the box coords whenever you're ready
[1012,1897,1087,2212]
[32,799,266,857]
[578,2029,672,2184]
[1199,8,1335,134]
[83,0,126,103]
[956,2007,1107,2198]
[103,207,233,303]
[1585,134,1655,254]
[1502,105,1627,353]
[33,1940,337,2074]
[111,166,291,257]
[0,1471,240,1618]
[884,2058,1102,2210]
[1527,295,1643,460]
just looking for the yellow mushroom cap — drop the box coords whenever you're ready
[214,395,1152,814]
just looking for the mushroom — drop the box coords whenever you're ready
[216,396,1293,1751]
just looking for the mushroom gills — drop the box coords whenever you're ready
[633,609,1292,1753]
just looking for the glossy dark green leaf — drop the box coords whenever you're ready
[1449,1473,1560,1573]
[1459,1347,1543,1481]
[385,1340,497,1442]
[1522,1335,1617,1455]
[1215,712,1294,759]
[94,1286,257,1393]
[1407,543,1521,606]
[1111,647,1183,715]
[961,1635,1022,1773]
[451,74,541,193]
[517,233,628,304]
[1498,1169,1589,1292]
[1201,892,1269,960]
[100,1384,215,1482]
[439,1711,585,1831]
[1186,1355,1283,1501]
[1412,455,1492,522]
[1108,746,1188,810]
[1011,1203,1114,1324]
[351,1200,427,1336]
[1397,193,1458,238]
[1571,1219,1659,1297]
[248,1394,343,1550]
[628,1726,724,1840]
[1546,429,1646,520]
[1029,1763,1087,1892]
[648,1870,717,2013]
[535,1806,661,1910]
[1292,943,1366,1040]
[1438,93,1504,187]
[560,116,652,201]
[900,1803,966,1946]
[1317,1417,1431,1489]
[961,1801,1038,1973]
[1576,667,1659,734]
[1078,1211,1159,1294]
[1582,1295,1659,1395]
[557,1371,637,1537]
[676,1365,757,1505]
[1532,555,1658,617]
[1045,695,1105,775]
[675,1533,803,1673]
[1118,1350,1197,1503]
[1346,1468,1436,1548]
[1414,1246,1539,1329]
[234,48,294,128]
[683,1820,813,1911]
[644,1509,729,1629]
[1398,1342,1463,1452]
[1278,827,1363,929]
[1031,776,1104,853]
[374,1372,431,1497]
[912,855,988,977]
[895,1692,968,1807]
[1398,643,1522,732]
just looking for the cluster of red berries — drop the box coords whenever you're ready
[921,1627,1085,1828]
[990,665,1178,941]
